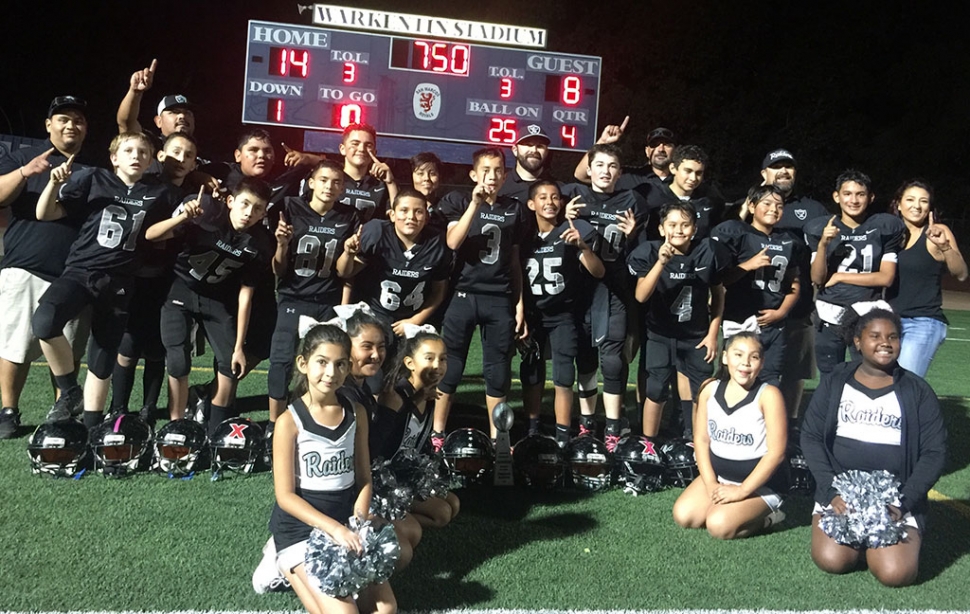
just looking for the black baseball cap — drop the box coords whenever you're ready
[516,124,550,145]
[762,149,796,168]
[646,127,676,146]
[47,96,87,119]
[157,94,194,116]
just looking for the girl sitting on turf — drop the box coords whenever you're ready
[335,306,422,571]
[672,332,788,539]
[269,323,396,614]
[375,326,460,528]
[801,309,946,587]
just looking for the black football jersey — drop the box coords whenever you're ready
[643,183,724,240]
[339,172,389,225]
[711,220,800,322]
[277,197,360,304]
[804,213,904,307]
[353,220,453,321]
[496,167,562,205]
[522,219,597,315]
[438,190,526,295]
[59,168,177,274]
[170,195,274,298]
[616,166,670,192]
[774,194,829,319]
[627,238,730,339]
[0,142,86,281]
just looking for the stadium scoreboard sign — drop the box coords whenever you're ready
[241,19,602,151]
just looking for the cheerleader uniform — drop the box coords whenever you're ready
[270,395,358,573]
[706,381,787,510]
[369,379,434,461]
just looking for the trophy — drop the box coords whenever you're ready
[492,402,514,486]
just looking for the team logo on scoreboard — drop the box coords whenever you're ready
[413,83,442,121]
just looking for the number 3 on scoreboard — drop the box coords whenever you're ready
[488,118,517,144]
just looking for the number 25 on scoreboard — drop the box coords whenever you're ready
[488,118,517,144]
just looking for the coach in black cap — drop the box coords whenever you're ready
[0,96,92,438]
[498,123,559,204]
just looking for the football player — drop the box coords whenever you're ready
[759,149,829,417]
[432,148,527,447]
[805,170,904,373]
[644,145,723,240]
[520,181,604,445]
[32,132,178,428]
[628,201,729,438]
[563,143,648,450]
[147,178,274,433]
[266,160,360,433]
[0,96,90,438]
[712,184,800,386]
[109,133,200,424]
[338,189,451,337]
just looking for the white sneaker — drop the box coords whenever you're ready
[764,509,787,529]
[252,536,289,594]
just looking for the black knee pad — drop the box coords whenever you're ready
[600,350,626,395]
[31,301,63,341]
[645,368,673,403]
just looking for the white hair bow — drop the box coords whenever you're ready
[298,315,346,338]
[333,302,374,321]
[402,323,437,339]
[721,315,761,339]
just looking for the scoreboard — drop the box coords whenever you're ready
[242,20,602,151]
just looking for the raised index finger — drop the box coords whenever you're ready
[148,58,158,75]
[368,149,381,164]
[281,142,294,153]
[618,115,630,132]
[65,154,75,170]
[196,185,205,201]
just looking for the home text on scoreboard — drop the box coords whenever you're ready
[242,20,602,151]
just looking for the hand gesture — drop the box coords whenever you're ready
[926,212,952,251]
[560,219,585,248]
[344,225,362,256]
[130,59,157,93]
[471,182,490,205]
[275,212,293,245]
[820,215,839,245]
[564,195,585,220]
[617,208,637,237]
[657,239,676,265]
[740,246,771,272]
[21,147,55,179]
[597,115,629,145]
[182,186,205,220]
[49,154,74,185]
[368,150,393,183]
[331,525,363,555]
[281,142,307,168]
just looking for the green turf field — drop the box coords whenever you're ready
[2,312,970,612]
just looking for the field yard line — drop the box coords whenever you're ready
[945,338,970,342]
[6,611,970,614]
[929,489,970,518]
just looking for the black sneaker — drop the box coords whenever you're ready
[138,405,157,427]
[45,386,83,422]
[104,406,129,423]
[0,407,21,439]
[186,384,211,424]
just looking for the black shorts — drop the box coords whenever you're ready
[642,332,714,401]
[439,292,514,397]
[267,298,338,400]
[161,279,237,379]
[521,310,579,388]
[576,286,628,394]
[32,267,132,379]
[119,274,173,360]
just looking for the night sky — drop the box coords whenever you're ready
[3,0,968,214]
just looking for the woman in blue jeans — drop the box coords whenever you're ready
[888,180,967,376]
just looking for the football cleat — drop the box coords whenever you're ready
[45,386,83,422]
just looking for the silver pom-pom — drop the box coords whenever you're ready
[369,459,414,520]
[304,518,401,597]
[818,469,909,549]
[390,448,451,500]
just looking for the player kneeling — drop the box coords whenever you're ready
[520,181,604,446]
[672,333,788,539]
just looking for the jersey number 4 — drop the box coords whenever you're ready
[188,251,243,284]
[380,280,425,312]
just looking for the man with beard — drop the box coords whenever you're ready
[572,118,676,191]
[498,125,557,204]
[0,96,92,438]
[759,149,829,417]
